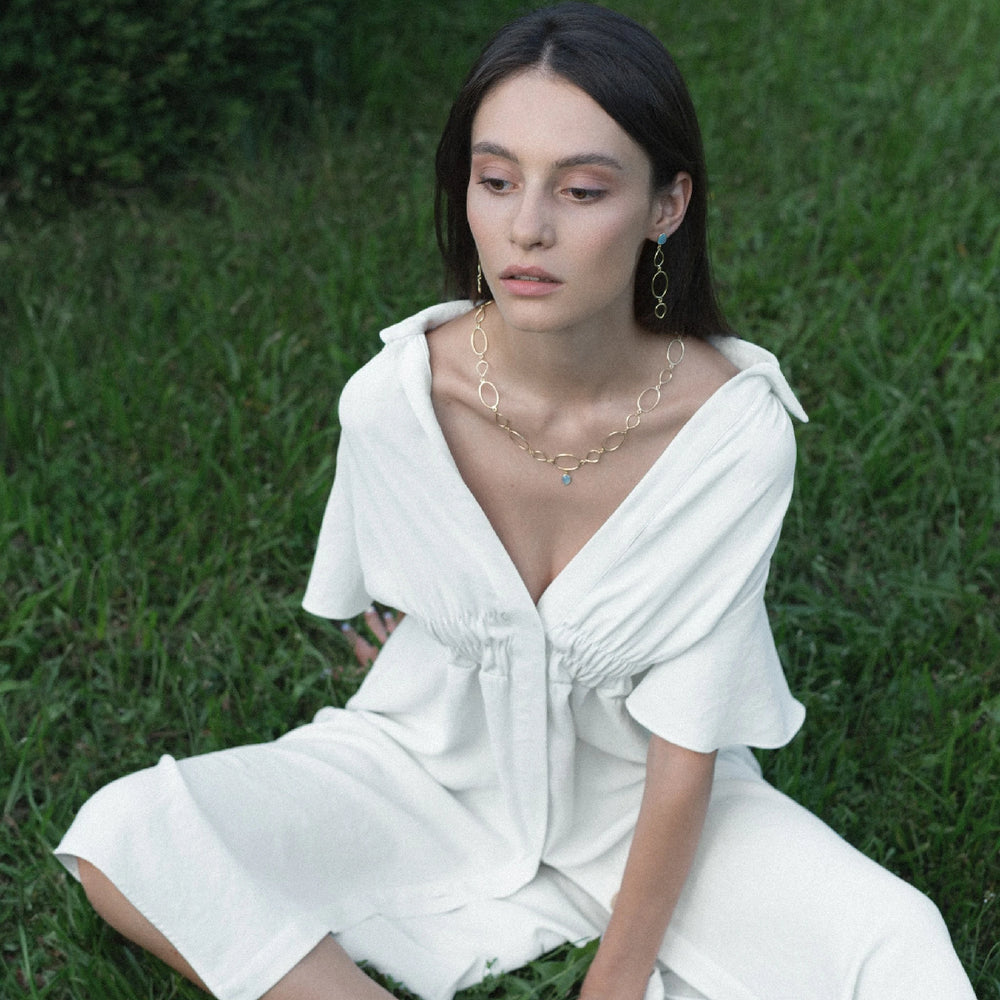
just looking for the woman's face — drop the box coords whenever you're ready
[467,69,679,337]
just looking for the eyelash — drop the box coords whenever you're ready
[478,177,512,193]
[476,177,606,202]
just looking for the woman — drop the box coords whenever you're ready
[56,5,976,999]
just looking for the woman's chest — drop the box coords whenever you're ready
[431,394,672,604]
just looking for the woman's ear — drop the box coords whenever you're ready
[648,171,693,241]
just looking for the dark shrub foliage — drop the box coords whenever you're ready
[0,0,343,202]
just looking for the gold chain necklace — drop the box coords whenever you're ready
[470,301,685,485]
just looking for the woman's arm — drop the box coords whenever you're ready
[580,735,716,1000]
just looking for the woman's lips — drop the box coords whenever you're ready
[498,266,562,296]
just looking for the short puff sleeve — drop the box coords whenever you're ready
[301,411,371,621]
[623,379,806,752]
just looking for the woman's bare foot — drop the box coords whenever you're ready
[340,606,401,666]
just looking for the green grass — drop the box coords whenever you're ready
[2,0,999,996]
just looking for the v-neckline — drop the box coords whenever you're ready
[404,332,733,615]
[376,301,804,623]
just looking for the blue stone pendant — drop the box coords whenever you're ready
[561,473,572,485]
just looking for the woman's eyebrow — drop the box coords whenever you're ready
[470,141,625,171]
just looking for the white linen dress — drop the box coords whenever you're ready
[56,301,976,1000]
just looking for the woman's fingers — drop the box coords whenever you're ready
[340,624,379,667]
[341,607,403,667]
[363,606,389,643]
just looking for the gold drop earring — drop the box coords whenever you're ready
[652,234,668,319]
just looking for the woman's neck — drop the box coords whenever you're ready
[483,302,663,407]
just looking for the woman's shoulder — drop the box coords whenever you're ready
[338,300,475,421]
[654,332,807,492]
[702,333,809,424]
[670,335,740,422]
[378,300,475,345]
[685,334,807,490]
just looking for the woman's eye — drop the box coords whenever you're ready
[566,187,603,201]
[478,177,511,193]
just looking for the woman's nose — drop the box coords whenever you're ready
[510,189,554,249]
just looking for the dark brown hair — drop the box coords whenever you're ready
[434,2,732,339]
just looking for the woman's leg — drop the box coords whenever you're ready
[78,860,394,1000]
[79,860,209,990]
[260,938,395,1000]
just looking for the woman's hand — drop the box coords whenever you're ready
[339,606,402,666]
